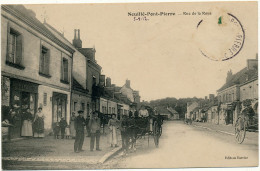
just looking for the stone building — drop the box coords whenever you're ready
[217,56,258,125]
[1,5,75,138]
[44,25,93,119]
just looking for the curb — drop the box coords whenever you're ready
[98,147,122,164]
[193,125,235,136]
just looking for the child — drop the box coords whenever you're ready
[65,125,70,139]
[53,122,60,139]
[59,117,68,139]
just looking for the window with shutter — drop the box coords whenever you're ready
[6,28,24,68]
[61,57,69,83]
[39,46,50,77]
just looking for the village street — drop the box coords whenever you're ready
[105,121,258,169]
[2,120,258,169]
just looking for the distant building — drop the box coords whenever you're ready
[186,101,199,120]
[167,107,180,120]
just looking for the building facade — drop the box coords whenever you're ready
[1,5,75,138]
[217,56,258,125]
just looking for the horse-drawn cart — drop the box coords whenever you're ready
[235,101,258,144]
[128,106,163,148]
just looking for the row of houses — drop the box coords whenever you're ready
[187,56,258,125]
[1,5,140,139]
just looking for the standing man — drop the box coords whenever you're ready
[74,110,85,153]
[89,111,102,151]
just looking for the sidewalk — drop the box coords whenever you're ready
[2,128,122,164]
[192,122,258,141]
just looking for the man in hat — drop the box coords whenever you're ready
[74,110,85,153]
[89,111,101,151]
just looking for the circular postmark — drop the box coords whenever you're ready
[195,13,245,61]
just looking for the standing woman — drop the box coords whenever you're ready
[21,108,33,137]
[33,107,45,138]
[108,114,119,147]
[70,112,76,138]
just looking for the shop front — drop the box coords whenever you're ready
[10,78,38,139]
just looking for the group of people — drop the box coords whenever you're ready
[73,110,102,153]
[72,106,151,153]
[2,106,45,140]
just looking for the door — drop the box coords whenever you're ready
[227,110,233,124]
[52,93,67,127]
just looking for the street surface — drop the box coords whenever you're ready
[106,121,258,169]
[2,121,258,169]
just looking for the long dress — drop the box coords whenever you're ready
[108,118,119,145]
[21,111,33,137]
[33,112,45,138]
[70,116,76,138]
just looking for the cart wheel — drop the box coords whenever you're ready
[153,121,160,148]
[235,116,246,144]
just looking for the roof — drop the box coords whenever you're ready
[218,68,258,92]
[2,5,75,54]
[167,107,179,114]
[78,48,101,69]
[72,78,89,94]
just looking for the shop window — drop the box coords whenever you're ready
[39,46,50,77]
[61,57,69,83]
[6,28,24,69]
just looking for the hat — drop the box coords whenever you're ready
[78,110,84,114]
[38,107,42,110]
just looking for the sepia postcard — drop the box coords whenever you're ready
[1,0,259,170]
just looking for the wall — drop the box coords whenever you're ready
[218,85,239,103]
[240,79,258,101]
[120,85,134,102]
[72,93,92,118]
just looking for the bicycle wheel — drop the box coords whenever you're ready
[235,116,246,144]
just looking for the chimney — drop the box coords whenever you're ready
[78,29,80,39]
[72,29,82,48]
[126,79,130,88]
[247,59,258,70]
[205,96,208,100]
[226,70,232,83]
[106,77,111,87]
[209,94,215,102]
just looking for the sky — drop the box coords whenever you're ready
[24,2,258,101]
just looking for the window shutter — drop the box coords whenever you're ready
[61,56,63,80]
[6,23,11,62]
[16,34,22,65]
[64,59,68,82]
[39,47,43,73]
[45,49,50,75]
